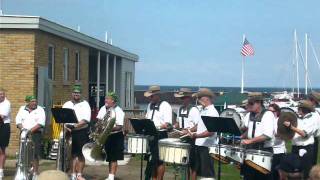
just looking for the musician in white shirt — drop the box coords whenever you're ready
[96,92,124,180]
[0,88,11,179]
[144,85,172,180]
[174,88,202,180]
[241,93,274,180]
[308,91,320,165]
[189,88,218,180]
[284,100,316,179]
[268,103,286,180]
[63,85,91,180]
[16,95,46,178]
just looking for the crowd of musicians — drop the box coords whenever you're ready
[1,85,320,180]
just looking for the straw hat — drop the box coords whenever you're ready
[38,170,69,180]
[192,88,214,98]
[248,92,264,101]
[144,85,161,97]
[298,100,315,112]
[174,88,193,98]
[309,91,320,102]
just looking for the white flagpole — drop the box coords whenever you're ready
[241,34,245,93]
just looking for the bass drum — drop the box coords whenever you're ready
[220,108,246,130]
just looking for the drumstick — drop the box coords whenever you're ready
[173,129,183,133]
[180,134,190,139]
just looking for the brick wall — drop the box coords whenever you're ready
[0,29,36,153]
[0,29,90,156]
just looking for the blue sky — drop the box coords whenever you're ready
[3,0,320,88]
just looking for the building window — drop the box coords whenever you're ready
[63,48,69,82]
[124,72,133,108]
[75,51,80,81]
[48,45,55,80]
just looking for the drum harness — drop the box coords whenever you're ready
[247,109,272,152]
[178,105,193,129]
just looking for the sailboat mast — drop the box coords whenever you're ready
[294,30,300,98]
[305,33,308,95]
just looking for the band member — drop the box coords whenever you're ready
[284,100,316,179]
[308,91,320,165]
[174,88,201,180]
[268,103,286,180]
[63,85,91,180]
[0,88,11,180]
[15,95,46,179]
[96,92,124,180]
[189,88,218,180]
[144,85,172,180]
[241,93,274,180]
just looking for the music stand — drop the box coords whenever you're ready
[51,108,78,172]
[201,116,241,180]
[129,118,158,180]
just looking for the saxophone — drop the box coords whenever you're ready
[82,107,116,162]
[14,129,34,180]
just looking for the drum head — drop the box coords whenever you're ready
[245,149,273,156]
[220,108,242,129]
[159,138,190,147]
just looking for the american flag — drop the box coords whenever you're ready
[241,38,254,56]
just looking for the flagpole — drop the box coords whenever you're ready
[241,34,245,93]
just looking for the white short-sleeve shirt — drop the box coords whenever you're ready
[195,104,219,147]
[292,113,315,146]
[244,110,275,148]
[62,100,91,123]
[145,101,172,129]
[15,105,46,130]
[176,106,201,129]
[312,109,320,137]
[273,117,286,154]
[96,105,124,127]
[0,98,11,124]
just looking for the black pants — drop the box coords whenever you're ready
[313,137,318,165]
[193,145,215,178]
[292,144,314,180]
[145,131,167,180]
[271,153,285,180]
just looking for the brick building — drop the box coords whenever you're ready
[0,15,138,155]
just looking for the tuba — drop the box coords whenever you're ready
[82,107,116,162]
[14,129,35,180]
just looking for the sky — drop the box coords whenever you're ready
[3,0,320,88]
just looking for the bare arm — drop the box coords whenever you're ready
[112,125,123,132]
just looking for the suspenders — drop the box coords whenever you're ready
[178,105,193,129]
[150,101,163,121]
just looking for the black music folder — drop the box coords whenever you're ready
[129,118,158,136]
[201,116,241,136]
[51,108,78,124]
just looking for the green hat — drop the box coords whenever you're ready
[73,85,81,93]
[25,95,37,102]
[106,91,119,102]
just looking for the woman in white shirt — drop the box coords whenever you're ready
[268,103,286,180]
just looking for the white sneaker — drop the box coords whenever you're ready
[32,174,38,180]
[70,175,77,180]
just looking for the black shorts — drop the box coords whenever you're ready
[71,128,89,157]
[104,132,124,162]
[0,123,10,149]
[32,132,42,159]
[292,144,314,179]
[193,145,215,178]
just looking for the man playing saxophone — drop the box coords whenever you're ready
[96,92,124,180]
[15,95,46,179]
[63,85,91,180]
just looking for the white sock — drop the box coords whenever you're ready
[71,173,76,178]
[0,169,3,177]
[108,174,114,180]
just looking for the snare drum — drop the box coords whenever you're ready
[244,149,273,174]
[127,134,148,154]
[158,138,190,165]
[226,146,245,165]
[209,144,230,164]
